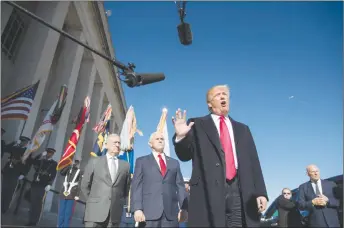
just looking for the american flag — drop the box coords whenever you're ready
[1,81,40,120]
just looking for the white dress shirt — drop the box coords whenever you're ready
[152,151,166,170]
[211,114,238,169]
[311,179,323,195]
[106,153,118,182]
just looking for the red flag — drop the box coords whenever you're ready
[56,96,90,170]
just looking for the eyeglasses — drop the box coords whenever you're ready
[283,192,291,195]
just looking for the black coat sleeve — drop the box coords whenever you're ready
[246,126,268,200]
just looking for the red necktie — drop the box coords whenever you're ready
[219,116,236,180]
[158,154,166,176]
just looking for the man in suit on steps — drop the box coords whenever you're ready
[131,131,188,227]
[81,134,131,227]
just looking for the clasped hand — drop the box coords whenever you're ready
[312,195,328,206]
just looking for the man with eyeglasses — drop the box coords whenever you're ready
[298,164,340,227]
[276,188,302,227]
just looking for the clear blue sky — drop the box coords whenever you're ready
[104,1,343,206]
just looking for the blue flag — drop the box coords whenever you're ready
[90,120,110,157]
[118,149,134,174]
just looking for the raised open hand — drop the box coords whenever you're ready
[172,108,194,138]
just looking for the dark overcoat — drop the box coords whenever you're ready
[173,115,268,227]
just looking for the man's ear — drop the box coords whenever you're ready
[207,102,212,112]
[148,142,152,148]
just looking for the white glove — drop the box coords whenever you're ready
[42,151,47,157]
[74,196,79,201]
[16,140,21,146]
[45,185,51,192]
[18,175,24,180]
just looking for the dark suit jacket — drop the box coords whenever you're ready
[130,154,187,221]
[81,156,131,223]
[298,180,340,227]
[276,195,302,227]
[173,114,268,227]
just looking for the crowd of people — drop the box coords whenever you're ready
[1,84,342,228]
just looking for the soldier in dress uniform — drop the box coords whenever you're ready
[26,148,57,226]
[57,159,82,228]
[1,136,31,214]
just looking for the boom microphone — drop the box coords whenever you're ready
[177,22,192,45]
[124,73,165,88]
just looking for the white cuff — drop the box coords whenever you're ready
[175,136,186,143]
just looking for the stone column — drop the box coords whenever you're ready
[43,31,85,213]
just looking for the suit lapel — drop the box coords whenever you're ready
[112,159,123,185]
[102,156,112,185]
[164,156,172,179]
[201,115,225,171]
[320,180,325,195]
[228,116,240,155]
[308,181,316,197]
[201,115,223,153]
[149,153,162,176]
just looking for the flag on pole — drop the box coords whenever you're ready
[21,85,68,162]
[118,106,143,174]
[93,104,112,133]
[156,107,170,156]
[1,81,40,120]
[90,120,110,157]
[90,104,112,157]
[56,96,90,170]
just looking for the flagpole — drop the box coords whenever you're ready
[45,132,52,149]
[19,120,27,137]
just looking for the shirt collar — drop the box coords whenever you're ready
[311,179,321,184]
[106,153,118,160]
[152,150,164,158]
[211,113,228,121]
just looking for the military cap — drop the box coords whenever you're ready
[46,148,56,153]
[20,136,30,142]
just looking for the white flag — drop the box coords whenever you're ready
[163,121,170,157]
[22,100,57,162]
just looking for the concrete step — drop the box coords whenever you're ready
[1,208,83,227]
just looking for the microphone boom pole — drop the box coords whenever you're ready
[4,1,165,88]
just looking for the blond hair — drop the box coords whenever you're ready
[206,84,230,103]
